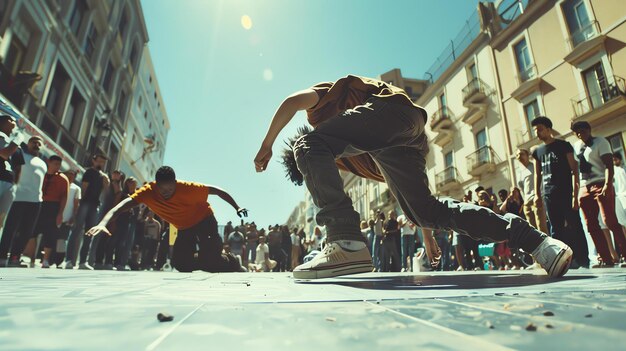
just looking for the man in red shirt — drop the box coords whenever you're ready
[22,155,68,268]
[255,75,573,279]
[86,166,248,272]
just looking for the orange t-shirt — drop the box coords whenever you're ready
[42,173,69,202]
[130,181,213,230]
[305,75,426,182]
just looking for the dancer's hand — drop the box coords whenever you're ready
[237,208,249,218]
[422,229,442,268]
[85,225,111,237]
[254,143,273,172]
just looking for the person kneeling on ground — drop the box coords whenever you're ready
[86,166,248,273]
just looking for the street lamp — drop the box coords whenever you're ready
[90,109,112,157]
[131,133,159,165]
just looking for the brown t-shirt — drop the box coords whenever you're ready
[42,172,69,203]
[306,75,424,182]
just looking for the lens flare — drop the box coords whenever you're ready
[241,15,252,30]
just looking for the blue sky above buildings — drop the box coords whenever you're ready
[140,0,481,228]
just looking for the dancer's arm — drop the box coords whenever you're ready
[85,197,140,236]
[208,185,248,218]
[255,89,319,172]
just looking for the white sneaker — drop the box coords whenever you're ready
[524,262,542,270]
[532,237,573,278]
[78,263,94,270]
[293,242,373,279]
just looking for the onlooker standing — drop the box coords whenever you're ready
[613,153,626,229]
[381,210,401,272]
[372,211,384,272]
[267,224,283,272]
[141,211,162,270]
[252,235,270,272]
[55,170,81,265]
[572,121,626,266]
[397,212,416,272]
[245,223,259,265]
[227,225,245,264]
[65,154,109,269]
[433,229,451,271]
[223,221,234,241]
[290,227,301,270]
[531,116,590,268]
[0,113,24,264]
[22,155,68,268]
[515,148,548,233]
[0,136,46,267]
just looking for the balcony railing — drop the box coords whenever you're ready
[436,166,461,189]
[516,64,538,85]
[462,78,490,104]
[567,20,600,50]
[430,106,455,130]
[467,146,497,175]
[571,76,626,118]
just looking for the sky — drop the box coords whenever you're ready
[140,0,481,229]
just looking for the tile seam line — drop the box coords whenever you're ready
[435,298,626,336]
[362,301,514,351]
[145,303,206,351]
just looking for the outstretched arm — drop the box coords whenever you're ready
[86,197,139,236]
[208,186,248,218]
[254,89,319,172]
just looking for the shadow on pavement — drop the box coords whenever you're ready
[296,273,595,290]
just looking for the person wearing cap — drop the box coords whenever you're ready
[0,113,25,265]
[0,136,47,267]
[572,121,626,267]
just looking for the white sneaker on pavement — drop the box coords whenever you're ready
[531,236,573,277]
[293,242,373,279]
[78,263,94,270]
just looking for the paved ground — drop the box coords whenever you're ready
[1,268,626,350]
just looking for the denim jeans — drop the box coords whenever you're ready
[65,201,99,265]
[294,97,546,253]
[371,235,382,271]
[401,234,416,270]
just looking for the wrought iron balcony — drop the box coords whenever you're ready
[462,78,490,106]
[435,166,461,193]
[430,106,455,131]
[466,146,497,177]
[571,76,626,121]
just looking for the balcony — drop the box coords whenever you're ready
[462,78,491,107]
[430,107,455,147]
[571,76,626,125]
[511,64,542,101]
[435,166,462,193]
[565,21,607,66]
[466,146,498,177]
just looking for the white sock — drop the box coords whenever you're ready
[335,240,366,251]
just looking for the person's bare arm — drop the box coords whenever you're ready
[207,185,248,218]
[254,89,319,172]
[0,144,18,159]
[57,179,69,227]
[566,152,580,209]
[533,158,543,206]
[85,197,139,236]
[601,153,615,197]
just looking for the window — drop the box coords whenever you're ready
[476,129,488,149]
[562,0,594,47]
[137,95,143,108]
[467,63,478,81]
[608,133,625,162]
[475,129,489,164]
[444,152,453,168]
[129,43,140,70]
[101,60,114,93]
[144,110,148,119]
[117,90,128,121]
[582,62,610,110]
[4,18,30,74]
[523,99,540,138]
[68,0,88,36]
[45,63,71,120]
[119,9,129,40]
[438,92,447,109]
[63,89,86,137]
[514,38,535,82]
[83,22,98,60]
